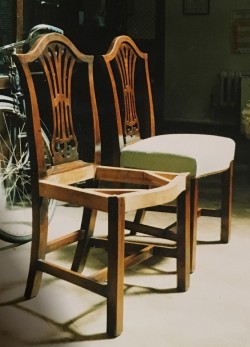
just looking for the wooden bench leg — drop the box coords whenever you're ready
[190,178,198,273]
[221,163,233,243]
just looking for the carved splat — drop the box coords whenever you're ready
[115,43,140,139]
[41,43,78,164]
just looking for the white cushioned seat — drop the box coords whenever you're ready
[121,134,236,178]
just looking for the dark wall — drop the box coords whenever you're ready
[23,0,126,54]
[0,0,16,73]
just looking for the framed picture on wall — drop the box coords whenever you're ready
[183,0,210,15]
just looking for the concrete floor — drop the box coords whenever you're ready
[0,139,250,347]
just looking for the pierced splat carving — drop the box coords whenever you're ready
[115,43,139,138]
[41,43,78,164]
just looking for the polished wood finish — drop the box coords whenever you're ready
[14,33,190,337]
[102,35,234,272]
[16,0,23,41]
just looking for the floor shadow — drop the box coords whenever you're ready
[197,240,225,245]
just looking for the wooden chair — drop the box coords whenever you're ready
[14,33,190,337]
[102,35,236,272]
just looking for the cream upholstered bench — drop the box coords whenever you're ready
[121,134,235,178]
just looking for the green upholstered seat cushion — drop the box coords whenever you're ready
[120,134,236,178]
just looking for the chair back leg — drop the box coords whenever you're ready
[25,197,49,299]
[71,208,98,272]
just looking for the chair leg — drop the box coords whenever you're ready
[25,198,49,299]
[190,178,198,273]
[176,189,190,292]
[106,197,125,337]
[220,162,233,243]
[71,208,97,272]
[129,208,146,236]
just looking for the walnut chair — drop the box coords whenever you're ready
[14,33,190,337]
[102,35,236,272]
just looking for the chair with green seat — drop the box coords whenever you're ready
[102,35,236,271]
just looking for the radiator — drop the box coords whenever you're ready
[219,71,241,107]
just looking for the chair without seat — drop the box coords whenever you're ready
[14,33,190,337]
[102,35,236,272]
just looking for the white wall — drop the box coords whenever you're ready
[165,0,250,123]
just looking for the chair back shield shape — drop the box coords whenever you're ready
[103,36,155,155]
[14,33,101,179]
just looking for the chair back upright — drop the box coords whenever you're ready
[102,35,155,165]
[14,33,101,182]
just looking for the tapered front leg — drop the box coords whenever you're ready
[176,185,190,292]
[106,196,125,337]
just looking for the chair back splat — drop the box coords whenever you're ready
[102,35,155,164]
[14,33,191,337]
